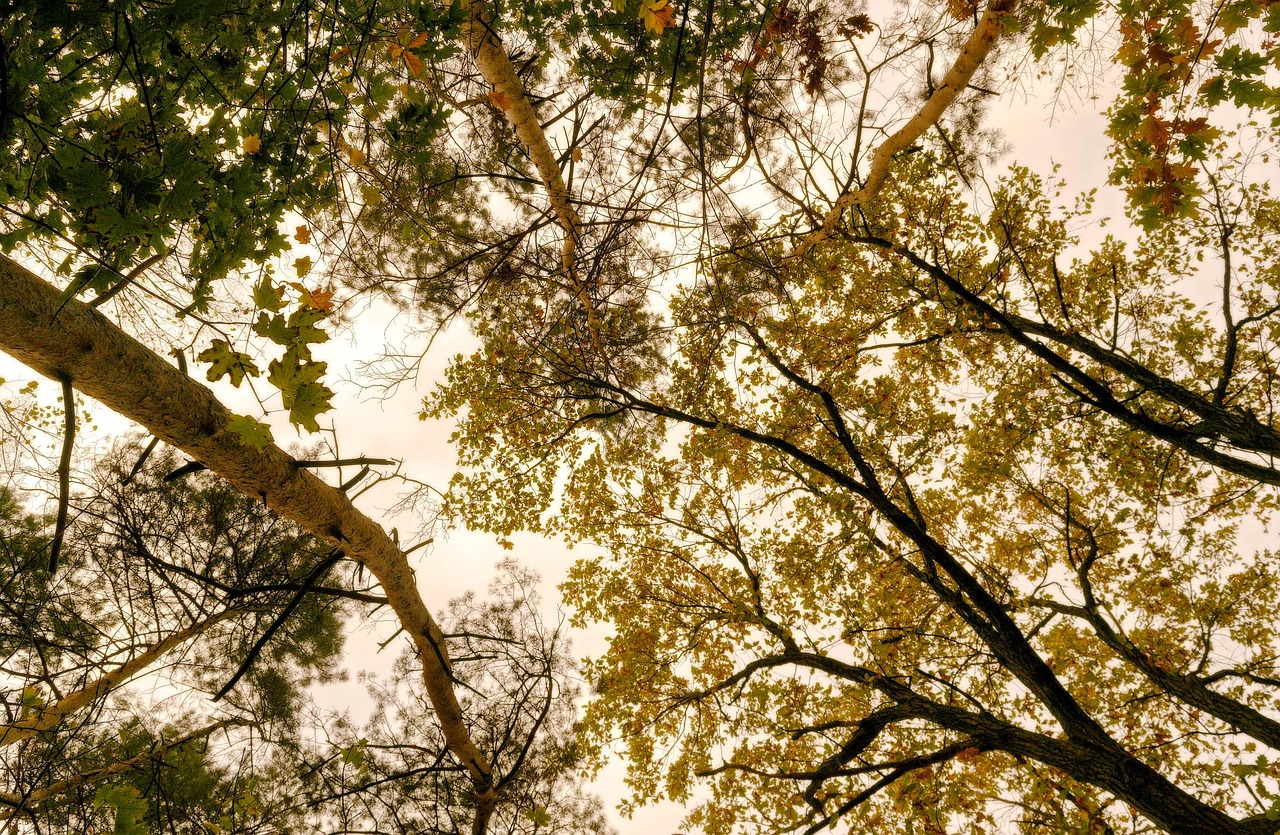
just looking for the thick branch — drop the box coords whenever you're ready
[792,0,1017,258]
[0,611,237,747]
[685,649,1272,834]
[863,237,1280,485]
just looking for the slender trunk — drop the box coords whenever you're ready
[792,0,1018,258]
[0,611,236,747]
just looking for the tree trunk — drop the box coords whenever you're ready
[0,254,499,821]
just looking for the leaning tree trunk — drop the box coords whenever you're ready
[0,254,500,829]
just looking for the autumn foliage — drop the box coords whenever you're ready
[3,0,1280,833]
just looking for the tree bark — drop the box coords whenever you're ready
[791,0,1018,259]
[0,254,499,820]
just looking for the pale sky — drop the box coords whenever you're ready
[0,22,1132,833]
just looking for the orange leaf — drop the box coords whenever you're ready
[290,282,335,312]
[640,0,675,35]
[488,90,511,110]
[294,225,312,244]
[407,31,430,49]
[571,147,584,162]
[404,51,424,77]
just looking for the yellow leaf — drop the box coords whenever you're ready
[572,147,584,162]
[294,256,313,278]
[242,134,262,154]
[359,183,383,207]
[294,225,311,244]
[347,145,366,165]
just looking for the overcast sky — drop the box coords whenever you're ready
[0,35,1129,833]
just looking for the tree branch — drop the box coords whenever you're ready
[791,0,1017,258]
[0,718,244,816]
[0,610,239,747]
[46,376,75,574]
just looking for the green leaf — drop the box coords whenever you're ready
[286,382,334,432]
[93,784,147,835]
[197,340,260,387]
[253,308,329,358]
[339,738,368,770]
[254,312,292,345]
[19,686,43,715]
[286,307,330,350]
[267,350,333,431]
[226,413,275,450]
[54,264,115,310]
[253,277,287,312]
[523,805,552,827]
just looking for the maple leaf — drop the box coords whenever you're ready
[290,282,335,312]
[404,51,424,77]
[268,351,334,432]
[488,90,511,110]
[640,0,676,35]
[253,277,287,312]
[226,413,275,450]
[242,134,262,155]
[839,14,874,37]
[294,225,311,244]
[287,381,335,432]
[254,308,329,357]
[294,256,313,278]
[198,340,260,387]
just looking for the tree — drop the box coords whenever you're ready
[3,0,1280,833]
[0,448,348,833]
[0,441,601,834]
[428,5,1280,835]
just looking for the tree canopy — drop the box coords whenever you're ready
[3,0,1280,833]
